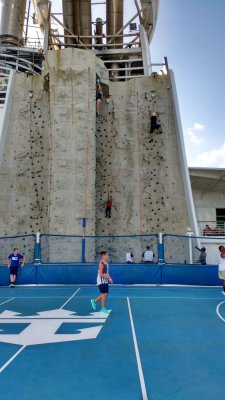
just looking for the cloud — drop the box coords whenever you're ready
[187,122,205,145]
[195,142,225,167]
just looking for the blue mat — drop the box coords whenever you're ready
[0,285,224,399]
[0,263,221,286]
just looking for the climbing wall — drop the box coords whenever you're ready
[0,73,50,237]
[45,49,97,236]
[0,48,191,263]
[44,49,98,261]
[0,48,103,261]
[95,75,190,261]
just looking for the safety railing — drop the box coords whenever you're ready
[0,67,10,108]
[85,234,158,263]
[0,232,224,265]
[199,222,225,237]
[39,234,83,263]
[0,234,36,264]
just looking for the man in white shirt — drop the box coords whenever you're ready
[142,246,155,264]
[126,248,135,264]
[218,245,225,295]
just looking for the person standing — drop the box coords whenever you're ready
[195,246,207,265]
[218,245,225,295]
[7,248,25,288]
[126,248,135,264]
[91,251,113,313]
[142,245,155,263]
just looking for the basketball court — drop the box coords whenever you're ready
[0,285,224,400]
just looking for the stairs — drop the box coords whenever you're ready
[96,48,145,81]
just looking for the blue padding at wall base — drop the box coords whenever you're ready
[0,265,37,286]
[37,264,98,285]
[0,263,221,286]
[36,264,162,285]
[162,264,221,286]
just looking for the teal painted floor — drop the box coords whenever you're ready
[0,285,224,400]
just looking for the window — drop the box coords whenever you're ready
[216,209,225,228]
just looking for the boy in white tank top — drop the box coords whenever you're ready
[218,245,225,295]
[91,251,113,313]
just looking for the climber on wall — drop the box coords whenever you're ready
[149,111,162,142]
[96,82,103,117]
[105,195,112,218]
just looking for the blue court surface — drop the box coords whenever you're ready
[0,285,224,400]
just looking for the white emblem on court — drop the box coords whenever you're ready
[0,309,110,346]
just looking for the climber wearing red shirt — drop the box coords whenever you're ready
[105,196,112,218]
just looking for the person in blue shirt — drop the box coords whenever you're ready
[7,248,25,288]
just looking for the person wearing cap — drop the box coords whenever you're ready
[195,246,207,265]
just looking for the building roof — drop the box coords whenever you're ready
[189,167,225,194]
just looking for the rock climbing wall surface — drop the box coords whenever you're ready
[44,49,98,260]
[0,48,102,261]
[45,49,97,236]
[0,48,190,263]
[95,75,190,259]
[0,73,50,239]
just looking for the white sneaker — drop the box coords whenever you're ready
[222,291,225,296]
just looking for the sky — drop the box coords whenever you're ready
[30,0,225,168]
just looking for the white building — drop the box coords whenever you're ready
[189,167,225,264]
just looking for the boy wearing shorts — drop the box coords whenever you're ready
[7,248,25,288]
[91,251,112,313]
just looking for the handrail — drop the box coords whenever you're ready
[0,53,42,74]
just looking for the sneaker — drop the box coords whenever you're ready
[10,283,14,288]
[222,291,225,296]
[100,308,109,314]
[91,299,97,310]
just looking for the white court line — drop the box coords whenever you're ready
[0,295,222,301]
[0,296,222,300]
[0,298,15,306]
[127,297,148,400]
[67,295,223,300]
[60,288,80,309]
[216,301,225,323]
[0,345,26,373]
